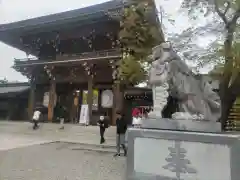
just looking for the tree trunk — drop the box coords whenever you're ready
[220,92,236,131]
[219,31,234,130]
[214,4,240,131]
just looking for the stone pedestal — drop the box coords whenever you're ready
[141,118,221,133]
[126,119,240,180]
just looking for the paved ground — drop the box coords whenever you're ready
[0,121,117,145]
[0,142,126,180]
[0,121,126,180]
[0,121,127,154]
[0,133,52,151]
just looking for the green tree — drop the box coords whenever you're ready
[118,0,165,86]
[118,55,146,86]
[181,0,240,130]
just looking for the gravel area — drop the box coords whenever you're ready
[0,142,126,180]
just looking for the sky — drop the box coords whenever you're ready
[0,0,211,82]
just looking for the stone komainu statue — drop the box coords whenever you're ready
[149,42,221,121]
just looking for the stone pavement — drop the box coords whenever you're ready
[0,142,126,180]
[0,121,118,152]
[0,122,126,180]
[0,133,53,151]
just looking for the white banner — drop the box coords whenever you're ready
[42,92,57,107]
[101,90,113,108]
[43,92,49,107]
[79,104,89,125]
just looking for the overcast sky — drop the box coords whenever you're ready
[0,0,200,82]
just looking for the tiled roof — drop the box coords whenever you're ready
[0,0,125,32]
[0,85,29,94]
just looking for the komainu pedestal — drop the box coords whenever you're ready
[127,127,240,180]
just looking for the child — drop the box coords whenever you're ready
[32,108,41,130]
[97,113,109,144]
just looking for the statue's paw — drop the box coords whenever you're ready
[172,112,206,121]
[148,111,162,119]
[172,112,197,120]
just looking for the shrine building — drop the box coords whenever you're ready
[0,1,130,125]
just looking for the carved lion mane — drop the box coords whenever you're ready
[149,42,221,121]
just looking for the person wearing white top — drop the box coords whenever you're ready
[132,116,142,128]
[32,110,41,130]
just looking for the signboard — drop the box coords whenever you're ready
[79,104,89,125]
[101,90,113,108]
[82,90,99,110]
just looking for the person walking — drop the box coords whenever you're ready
[56,104,65,130]
[32,108,41,130]
[59,105,66,130]
[114,111,127,157]
[97,113,109,144]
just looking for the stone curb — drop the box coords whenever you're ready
[56,140,116,148]
[53,141,120,154]
[0,139,121,154]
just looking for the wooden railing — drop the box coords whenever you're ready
[57,49,121,60]
[14,49,121,65]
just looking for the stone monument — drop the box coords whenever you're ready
[145,42,222,132]
[148,42,221,122]
[126,42,240,180]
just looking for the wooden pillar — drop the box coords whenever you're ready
[48,80,56,121]
[112,82,121,125]
[117,83,123,112]
[87,75,93,124]
[98,89,102,113]
[112,84,117,125]
[28,81,35,120]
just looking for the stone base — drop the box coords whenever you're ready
[126,128,240,180]
[141,118,221,133]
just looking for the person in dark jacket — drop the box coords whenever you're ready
[97,112,109,144]
[56,104,66,130]
[114,111,127,157]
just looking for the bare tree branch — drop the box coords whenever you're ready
[225,8,240,45]
[214,0,229,24]
[159,6,163,24]
[223,1,231,15]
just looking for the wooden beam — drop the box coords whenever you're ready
[48,80,56,121]
[14,54,121,67]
